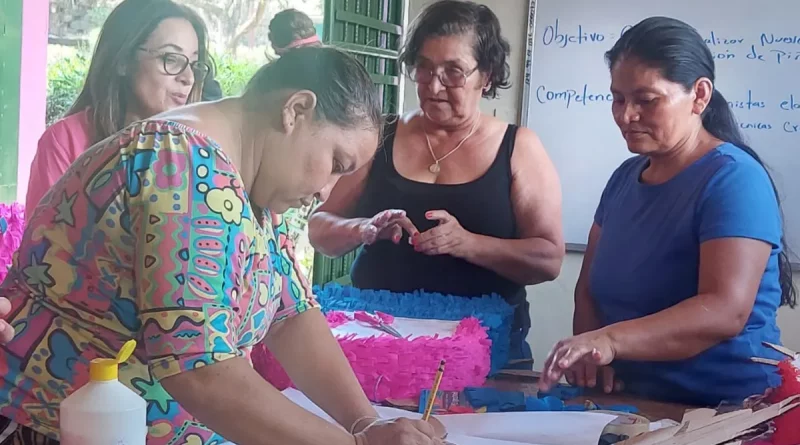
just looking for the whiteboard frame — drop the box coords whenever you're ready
[519,0,537,128]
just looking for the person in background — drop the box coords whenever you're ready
[200,9,321,103]
[308,0,565,368]
[539,17,797,406]
[201,54,224,101]
[0,47,444,445]
[268,8,322,56]
[24,0,210,221]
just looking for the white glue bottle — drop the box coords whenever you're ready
[60,339,147,445]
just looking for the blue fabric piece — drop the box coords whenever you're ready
[464,387,525,412]
[525,395,565,411]
[539,384,583,399]
[506,326,533,370]
[525,397,639,413]
[591,143,785,406]
[464,388,522,412]
[314,283,515,374]
[603,404,639,413]
[562,404,588,412]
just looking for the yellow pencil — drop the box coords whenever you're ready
[422,359,446,421]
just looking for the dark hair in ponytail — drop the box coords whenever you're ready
[606,16,796,308]
[244,46,381,132]
[269,9,316,50]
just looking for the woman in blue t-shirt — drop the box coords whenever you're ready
[538,16,796,406]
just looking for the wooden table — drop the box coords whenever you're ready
[486,377,691,421]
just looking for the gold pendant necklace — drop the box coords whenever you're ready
[424,116,480,175]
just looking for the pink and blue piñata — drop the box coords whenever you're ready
[252,284,514,402]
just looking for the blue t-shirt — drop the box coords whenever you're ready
[590,143,785,406]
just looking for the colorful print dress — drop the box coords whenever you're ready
[0,120,318,444]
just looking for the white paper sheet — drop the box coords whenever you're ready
[444,434,533,445]
[221,433,529,444]
[333,312,461,339]
[280,388,615,445]
[435,411,616,445]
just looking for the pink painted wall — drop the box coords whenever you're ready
[16,0,49,203]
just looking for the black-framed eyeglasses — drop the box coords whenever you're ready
[138,48,211,79]
[408,64,479,88]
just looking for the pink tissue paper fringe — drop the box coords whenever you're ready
[253,313,492,402]
[0,203,25,284]
[325,311,351,328]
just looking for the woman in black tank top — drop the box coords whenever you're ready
[308,1,564,367]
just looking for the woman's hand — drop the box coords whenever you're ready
[565,364,624,394]
[0,297,14,344]
[539,329,617,392]
[414,210,474,258]
[359,210,419,245]
[354,418,445,445]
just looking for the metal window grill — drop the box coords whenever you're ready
[313,0,406,286]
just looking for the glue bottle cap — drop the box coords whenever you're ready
[89,339,137,382]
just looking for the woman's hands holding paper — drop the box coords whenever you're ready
[539,329,618,392]
[354,417,446,445]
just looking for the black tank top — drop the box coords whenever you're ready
[350,119,530,329]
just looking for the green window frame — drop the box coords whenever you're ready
[312,0,408,286]
[0,0,22,203]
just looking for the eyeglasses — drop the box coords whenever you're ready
[408,64,479,88]
[138,48,211,79]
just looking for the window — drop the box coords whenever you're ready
[312,0,408,285]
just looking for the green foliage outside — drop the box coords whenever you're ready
[46,49,90,125]
[212,53,262,97]
[45,47,315,275]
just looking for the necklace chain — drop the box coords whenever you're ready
[423,117,480,174]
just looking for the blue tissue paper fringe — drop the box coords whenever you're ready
[313,283,515,375]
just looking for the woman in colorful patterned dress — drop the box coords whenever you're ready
[0,47,444,445]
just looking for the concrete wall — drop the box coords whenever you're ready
[402,0,800,369]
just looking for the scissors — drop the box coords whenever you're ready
[763,341,798,359]
[751,342,798,366]
[353,311,402,338]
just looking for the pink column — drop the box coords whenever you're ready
[16,0,49,202]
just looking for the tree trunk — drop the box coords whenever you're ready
[226,0,268,52]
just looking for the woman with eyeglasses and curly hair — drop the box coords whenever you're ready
[24,0,210,221]
[309,0,565,368]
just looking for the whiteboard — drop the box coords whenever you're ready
[521,0,800,263]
